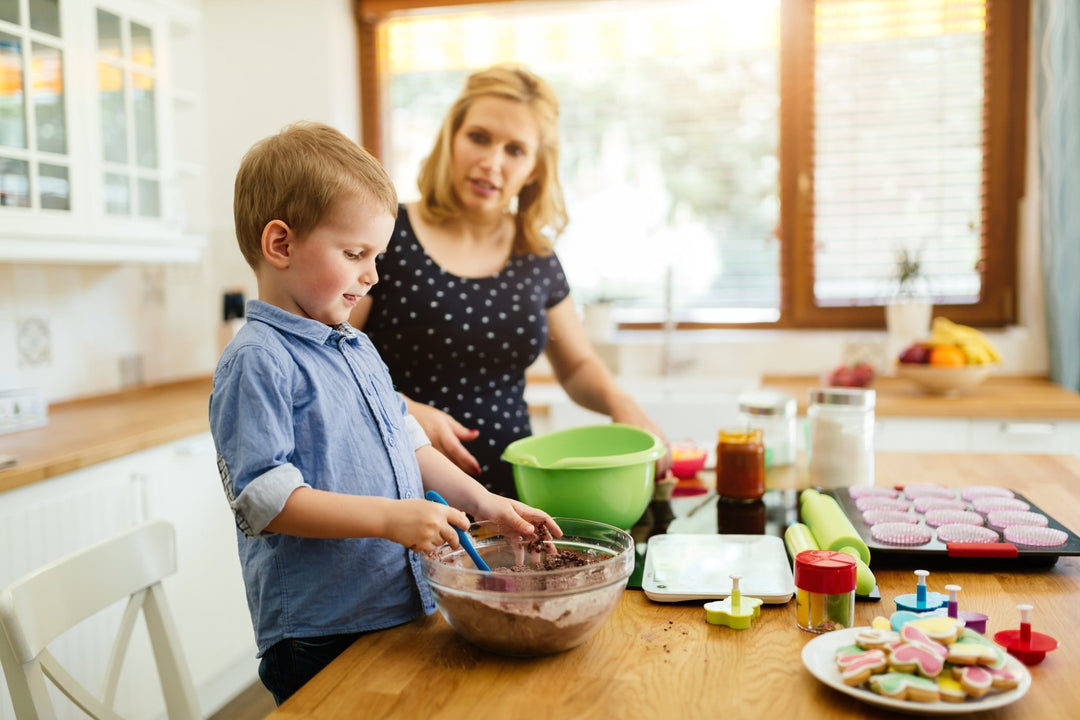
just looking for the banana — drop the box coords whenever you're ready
[929,317,1002,364]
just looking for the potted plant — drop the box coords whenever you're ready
[885,247,933,366]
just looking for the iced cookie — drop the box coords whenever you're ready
[903,615,965,645]
[888,638,947,678]
[868,672,941,702]
[937,674,968,703]
[853,627,899,650]
[948,641,1001,666]
[988,664,1023,690]
[836,646,888,686]
[952,665,993,698]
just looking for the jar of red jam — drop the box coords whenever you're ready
[716,428,766,502]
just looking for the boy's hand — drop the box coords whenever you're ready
[387,499,470,554]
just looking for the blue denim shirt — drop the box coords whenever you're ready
[209,300,436,655]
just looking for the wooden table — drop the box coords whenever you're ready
[267,452,1080,719]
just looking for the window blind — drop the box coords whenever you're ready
[811,0,988,307]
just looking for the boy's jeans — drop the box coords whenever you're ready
[259,632,361,705]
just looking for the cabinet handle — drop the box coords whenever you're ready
[999,422,1055,436]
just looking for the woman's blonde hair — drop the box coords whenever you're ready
[233,121,397,269]
[416,64,568,255]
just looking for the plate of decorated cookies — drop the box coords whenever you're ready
[802,616,1031,714]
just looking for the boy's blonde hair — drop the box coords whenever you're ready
[233,121,397,269]
[416,64,568,255]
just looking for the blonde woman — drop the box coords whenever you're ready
[351,64,669,499]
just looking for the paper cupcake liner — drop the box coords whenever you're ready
[870,522,933,546]
[935,524,999,544]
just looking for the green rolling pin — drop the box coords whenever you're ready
[799,488,871,564]
[784,521,876,596]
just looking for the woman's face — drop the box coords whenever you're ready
[450,95,540,216]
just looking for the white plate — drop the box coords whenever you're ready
[801,627,1031,715]
[642,534,794,603]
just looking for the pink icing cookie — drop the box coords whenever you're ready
[988,664,1024,690]
[888,625,948,678]
[952,664,993,698]
[836,646,888,685]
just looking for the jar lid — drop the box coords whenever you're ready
[738,390,797,417]
[809,387,876,408]
[794,550,857,594]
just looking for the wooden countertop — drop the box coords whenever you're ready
[268,452,1080,719]
[0,376,213,494]
[3,374,1079,495]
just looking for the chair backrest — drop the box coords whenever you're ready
[0,520,201,720]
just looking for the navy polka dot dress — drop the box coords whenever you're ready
[364,206,571,498]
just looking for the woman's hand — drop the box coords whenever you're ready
[407,401,482,476]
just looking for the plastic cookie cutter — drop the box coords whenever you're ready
[893,569,948,612]
[994,603,1059,665]
[704,575,763,630]
[939,583,989,634]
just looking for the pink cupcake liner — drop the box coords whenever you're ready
[971,497,1031,513]
[848,486,899,499]
[870,521,933,546]
[924,509,984,528]
[862,509,918,525]
[936,524,999,544]
[961,486,1015,501]
[986,510,1048,529]
[855,497,911,512]
[1003,525,1068,547]
[914,497,966,513]
[902,484,957,500]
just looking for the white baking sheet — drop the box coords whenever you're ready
[642,533,795,603]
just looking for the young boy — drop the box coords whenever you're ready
[210,121,558,704]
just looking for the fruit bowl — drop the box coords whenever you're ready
[896,363,995,396]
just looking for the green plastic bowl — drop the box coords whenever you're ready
[502,423,666,529]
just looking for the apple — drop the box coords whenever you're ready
[827,363,875,388]
[850,362,875,386]
[898,342,932,364]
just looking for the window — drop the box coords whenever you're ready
[96,7,160,218]
[0,0,201,263]
[356,0,1027,328]
[0,0,70,211]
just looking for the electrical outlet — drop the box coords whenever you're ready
[0,388,48,435]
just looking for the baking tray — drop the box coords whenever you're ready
[821,487,1080,567]
[642,534,794,603]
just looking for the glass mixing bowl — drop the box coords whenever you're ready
[420,517,634,656]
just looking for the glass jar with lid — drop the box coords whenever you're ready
[806,387,875,488]
[737,391,797,468]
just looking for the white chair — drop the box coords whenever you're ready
[0,520,201,720]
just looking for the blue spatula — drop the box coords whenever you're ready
[424,490,491,571]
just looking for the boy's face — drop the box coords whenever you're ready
[268,194,393,326]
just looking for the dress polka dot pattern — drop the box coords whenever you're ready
[364,206,571,498]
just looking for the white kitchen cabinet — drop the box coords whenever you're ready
[0,433,255,720]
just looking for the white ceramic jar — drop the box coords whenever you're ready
[806,387,875,488]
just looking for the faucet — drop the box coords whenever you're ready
[660,265,694,376]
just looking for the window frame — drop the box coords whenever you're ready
[354,0,1028,329]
